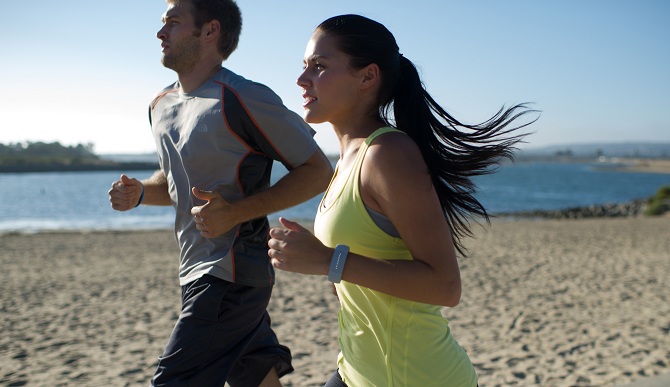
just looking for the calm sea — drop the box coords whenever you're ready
[0,162,668,233]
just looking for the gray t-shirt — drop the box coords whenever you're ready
[150,67,317,286]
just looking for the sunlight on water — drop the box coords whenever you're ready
[0,162,668,233]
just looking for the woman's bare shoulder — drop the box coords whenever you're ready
[365,131,427,173]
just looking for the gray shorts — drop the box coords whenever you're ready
[151,274,292,386]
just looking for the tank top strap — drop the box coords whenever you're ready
[364,127,404,147]
[351,127,404,177]
[351,127,404,185]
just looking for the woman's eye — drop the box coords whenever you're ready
[302,62,324,71]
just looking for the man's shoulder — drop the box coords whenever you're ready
[214,68,279,100]
[155,80,179,95]
[149,82,179,110]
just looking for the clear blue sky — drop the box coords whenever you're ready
[3,0,669,156]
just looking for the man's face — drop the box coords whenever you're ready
[157,2,202,73]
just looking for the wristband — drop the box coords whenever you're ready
[134,186,145,208]
[328,244,349,283]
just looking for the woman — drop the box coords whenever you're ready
[268,14,536,386]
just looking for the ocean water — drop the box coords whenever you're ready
[0,162,668,233]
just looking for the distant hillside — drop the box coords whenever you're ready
[0,142,158,173]
[519,142,670,159]
[4,141,668,173]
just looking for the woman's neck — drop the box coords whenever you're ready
[332,118,385,158]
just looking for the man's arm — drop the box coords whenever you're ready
[109,170,172,211]
[191,148,333,238]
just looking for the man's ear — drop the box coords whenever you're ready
[360,63,380,91]
[202,19,220,42]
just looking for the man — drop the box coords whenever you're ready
[108,0,332,385]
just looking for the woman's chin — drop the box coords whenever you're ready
[303,113,326,125]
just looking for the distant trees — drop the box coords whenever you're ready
[0,141,100,167]
[0,141,157,172]
[553,148,574,158]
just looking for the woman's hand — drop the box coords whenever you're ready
[268,217,332,276]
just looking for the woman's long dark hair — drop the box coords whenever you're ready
[317,14,538,255]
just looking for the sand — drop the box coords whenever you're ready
[606,158,670,174]
[1,216,669,386]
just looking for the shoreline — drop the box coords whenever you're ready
[0,200,662,236]
[604,157,670,174]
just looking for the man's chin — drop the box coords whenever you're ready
[161,57,174,70]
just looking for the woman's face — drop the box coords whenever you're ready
[297,31,364,125]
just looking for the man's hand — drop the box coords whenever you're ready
[191,188,237,238]
[109,174,144,211]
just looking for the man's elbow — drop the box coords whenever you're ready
[310,149,334,192]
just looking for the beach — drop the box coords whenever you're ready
[602,158,670,174]
[1,216,669,386]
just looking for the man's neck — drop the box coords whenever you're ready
[178,61,223,93]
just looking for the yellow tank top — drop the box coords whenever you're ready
[314,127,478,386]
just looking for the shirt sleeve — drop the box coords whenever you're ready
[224,81,318,170]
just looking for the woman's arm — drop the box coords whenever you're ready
[347,132,462,306]
[269,133,462,306]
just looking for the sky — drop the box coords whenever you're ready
[3,0,669,156]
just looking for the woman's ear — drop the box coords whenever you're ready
[359,63,380,91]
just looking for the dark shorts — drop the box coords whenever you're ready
[151,274,293,387]
[324,370,347,387]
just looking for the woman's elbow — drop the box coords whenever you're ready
[438,278,462,307]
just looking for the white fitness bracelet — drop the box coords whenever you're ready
[328,244,349,283]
